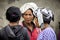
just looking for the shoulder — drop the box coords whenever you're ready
[42,27,56,37]
[19,25,28,33]
[0,27,5,33]
[22,27,28,33]
[35,27,41,33]
[44,27,55,34]
[0,27,6,37]
[20,26,29,38]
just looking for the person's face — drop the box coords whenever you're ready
[23,9,34,23]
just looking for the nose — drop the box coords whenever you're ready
[27,15,30,18]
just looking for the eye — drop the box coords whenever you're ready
[23,14,33,16]
[29,14,33,16]
[24,14,28,16]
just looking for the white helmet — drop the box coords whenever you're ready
[20,2,38,16]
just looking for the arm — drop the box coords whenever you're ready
[0,29,4,40]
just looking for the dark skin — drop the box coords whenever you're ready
[22,9,34,31]
[9,21,19,27]
[41,23,49,30]
[33,17,40,28]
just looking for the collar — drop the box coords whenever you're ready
[5,25,22,38]
[22,21,36,32]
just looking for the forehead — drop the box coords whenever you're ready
[24,9,33,14]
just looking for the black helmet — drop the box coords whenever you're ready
[41,8,54,24]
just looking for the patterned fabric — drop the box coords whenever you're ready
[37,26,56,40]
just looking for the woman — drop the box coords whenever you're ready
[20,2,41,40]
[37,8,56,40]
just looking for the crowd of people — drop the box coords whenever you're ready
[0,2,57,40]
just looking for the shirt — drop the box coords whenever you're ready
[19,21,41,40]
[37,26,56,40]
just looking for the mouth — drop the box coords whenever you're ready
[25,19,31,22]
[26,20,30,21]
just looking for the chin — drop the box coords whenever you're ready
[26,21,31,23]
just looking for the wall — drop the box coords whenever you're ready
[0,0,60,35]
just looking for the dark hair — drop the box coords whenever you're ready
[28,8,35,17]
[28,8,33,13]
[6,6,21,22]
[43,17,51,24]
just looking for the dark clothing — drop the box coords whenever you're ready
[57,31,60,40]
[22,21,36,32]
[0,25,30,40]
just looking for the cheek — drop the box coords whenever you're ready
[23,16,27,19]
[23,15,34,21]
[30,16,34,19]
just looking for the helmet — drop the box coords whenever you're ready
[35,8,54,28]
[20,2,38,16]
[41,8,54,24]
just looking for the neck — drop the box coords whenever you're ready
[24,21,32,26]
[41,23,49,30]
[44,23,49,28]
[24,21,33,31]
[9,22,19,26]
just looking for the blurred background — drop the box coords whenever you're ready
[0,0,60,39]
